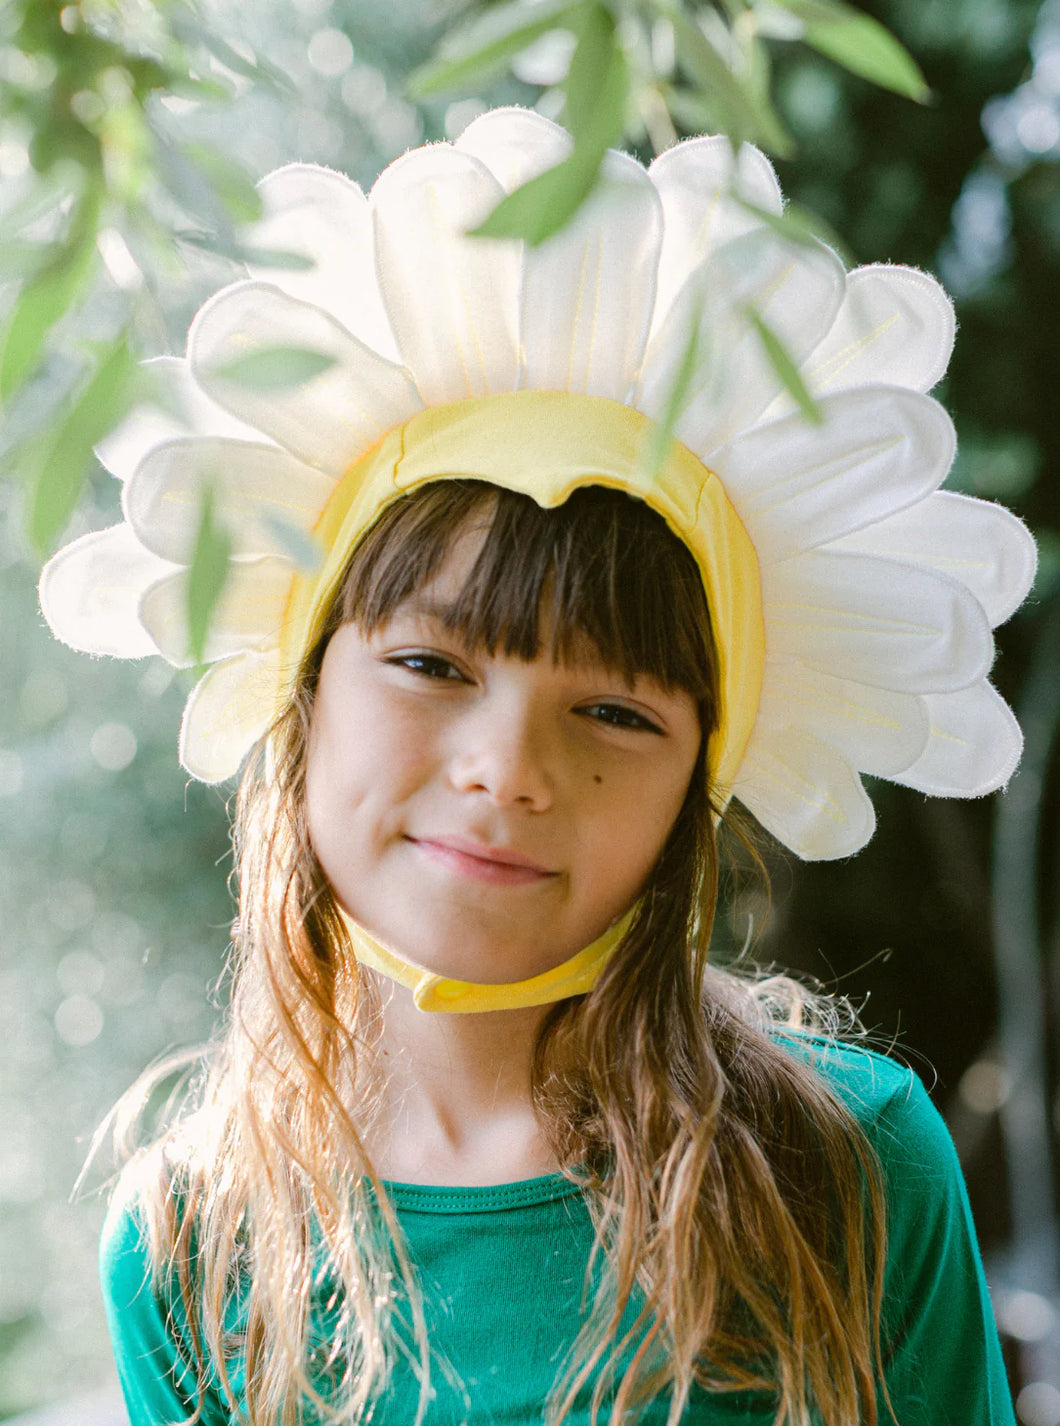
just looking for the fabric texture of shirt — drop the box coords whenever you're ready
[100,1040,1016,1424]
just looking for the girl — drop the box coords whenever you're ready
[41,108,1033,1425]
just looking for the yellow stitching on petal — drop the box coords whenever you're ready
[742,435,905,519]
[806,311,900,390]
[765,601,943,635]
[740,752,848,824]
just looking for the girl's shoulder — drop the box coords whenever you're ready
[774,1031,958,1179]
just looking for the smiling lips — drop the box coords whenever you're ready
[408,835,558,886]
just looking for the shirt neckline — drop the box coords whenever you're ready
[381,1172,585,1213]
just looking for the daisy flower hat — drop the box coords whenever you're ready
[40,106,1037,867]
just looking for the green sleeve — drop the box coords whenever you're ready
[99,1188,232,1426]
[870,1068,1015,1426]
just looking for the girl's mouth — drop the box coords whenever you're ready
[406,835,558,886]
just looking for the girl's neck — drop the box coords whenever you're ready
[365,983,561,1187]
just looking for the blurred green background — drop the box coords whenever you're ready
[0,0,1057,1420]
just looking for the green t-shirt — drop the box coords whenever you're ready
[100,1041,1015,1424]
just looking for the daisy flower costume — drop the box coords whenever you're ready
[40,109,1030,1422]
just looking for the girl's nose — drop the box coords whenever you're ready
[447,698,554,811]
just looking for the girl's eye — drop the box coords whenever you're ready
[581,702,664,735]
[387,652,466,682]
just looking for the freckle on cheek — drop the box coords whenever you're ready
[593,774,603,785]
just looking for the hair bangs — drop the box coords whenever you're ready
[330,480,717,717]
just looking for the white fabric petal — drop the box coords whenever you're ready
[714,386,955,561]
[96,356,263,480]
[831,490,1037,628]
[179,648,283,783]
[648,135,783,340]
[890,683,1023,797]
[251,164,401,363]
[139,555,293,668]
[520,150,662,400]
[38,524,176,657]
[371,144,521,404]
[189,281,421,475]
[756,660,929,777]
[763,551,994,694]
[123,437,334,564]
[732,723,876,860]
[455,105,571,192]
[637,229,846,458]
[803,265,954,398]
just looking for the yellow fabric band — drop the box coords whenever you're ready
[339,906,637,1013]
[284,391,765,1013]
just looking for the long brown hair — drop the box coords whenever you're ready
[116,480,888,1426]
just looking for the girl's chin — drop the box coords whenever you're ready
[367,918,584,986]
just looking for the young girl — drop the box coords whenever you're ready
[41,108,1033,1425]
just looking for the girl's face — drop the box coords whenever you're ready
[305,532,703,987]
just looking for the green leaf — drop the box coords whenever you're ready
[208,346,337,390]
[0,242,50,280]
[0,194,100,402]
[470,147,602,244]
[802,13,929,100]
[28,334,138,553]
[770,0,929,100]
[235,244,316,272]
[666,9,790,153]
[470,2,629,245]
[407,0,581,99]
[640,299,706,480]
[747,310,822,425]
[260,514,321,572]
[186,487,233,667]
[181,142,263,224]
[563,2,629,153]
[736,197,848,259]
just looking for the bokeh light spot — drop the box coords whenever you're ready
[0,749,23,797]
[1000,1290,1056,1343]
[1018,1382,1060,1426]
[54,995,104,1048]
[308,27,353,77]
[57,951,105,999]
[90,722,137,772]
[959,1059,1011,1113]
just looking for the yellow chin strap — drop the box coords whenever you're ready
[283,391,764,1014]
[339,906,638,1013]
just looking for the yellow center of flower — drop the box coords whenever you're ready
[282,391,765,1011]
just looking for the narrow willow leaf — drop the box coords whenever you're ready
[261,514,322,572]
[564,2,629,155]
[153,135,236,236]
[665,10,762,149]
[802,12,929,100]
[736,197,848,259]
[182,142,263,224]
[770,0,929,100]
[471,2,628,245]
[743,26,796,157]
[747,310,822,425]
[186,487,233,667]
[563,2,615,139]
[0,195,100,402]
[408,0,581,98]
[29,335,138,553]
[470,149,602,244]
[641,299,707,480]
[0,242,48,279]
[236,245,316,271]
[209,346,337,390]
[169,11,294,94]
